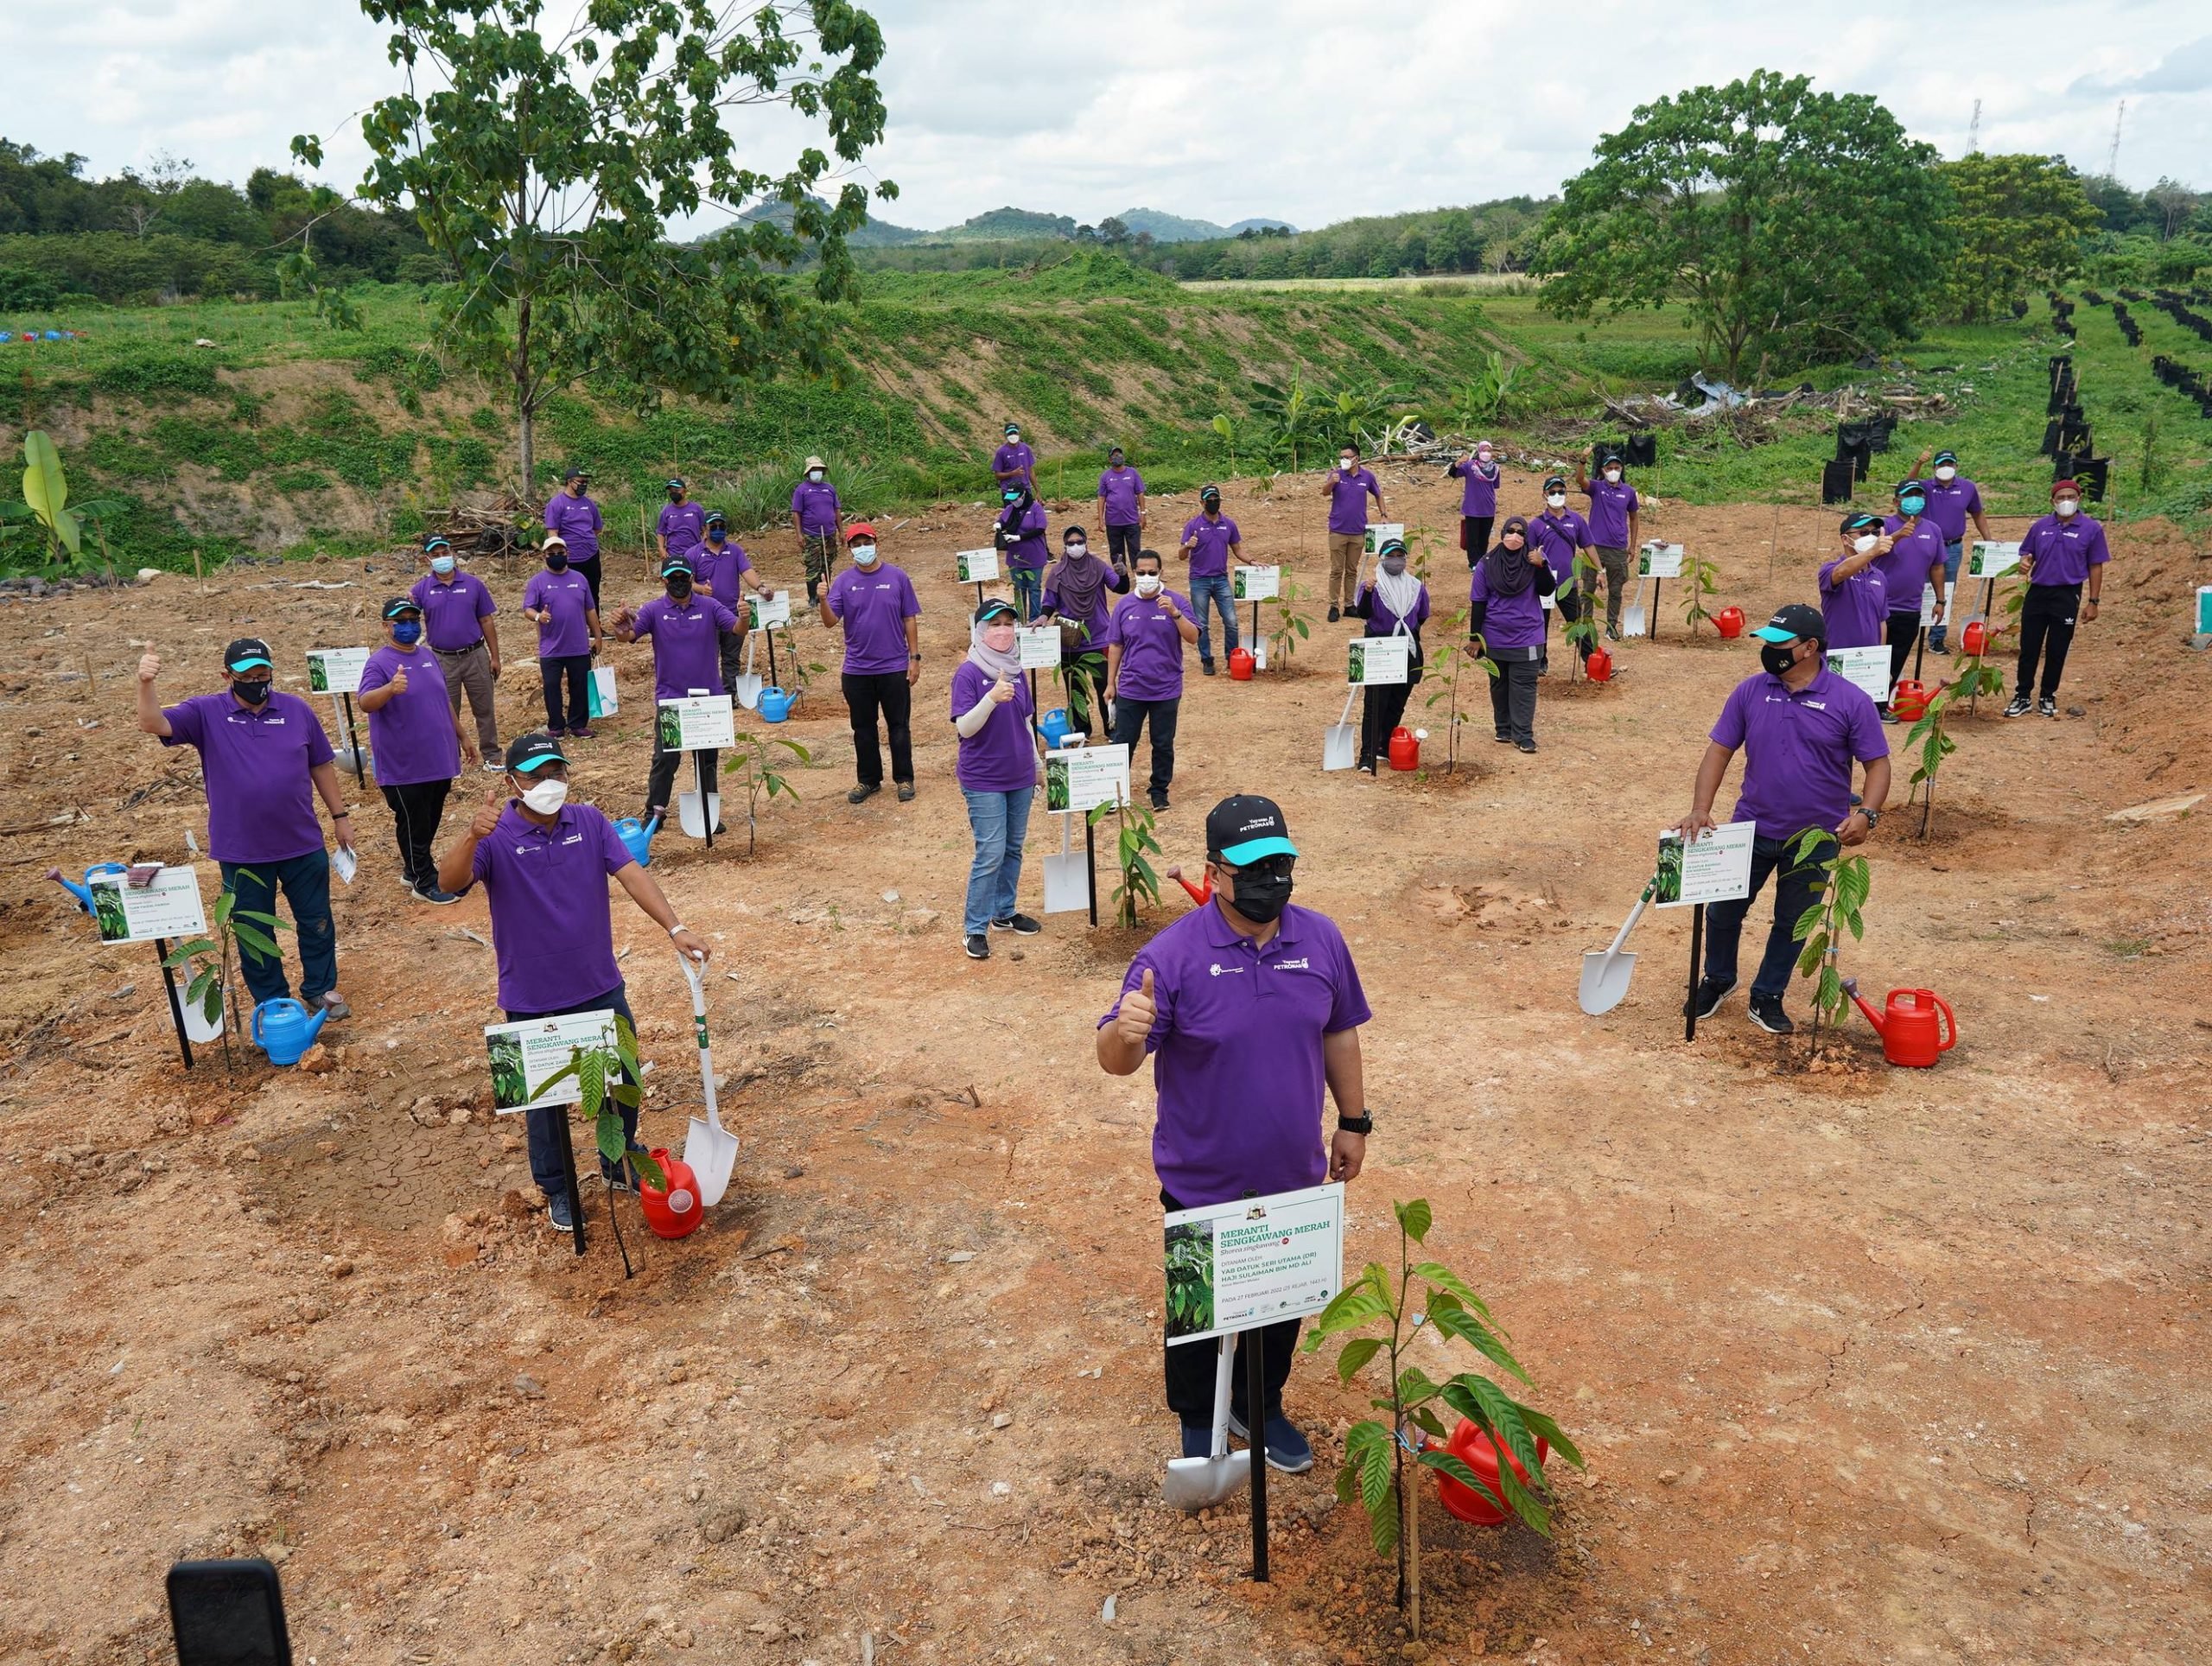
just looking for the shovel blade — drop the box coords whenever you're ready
[1622,601,1646,638]
[1041,854,1090,914]
[683,1109,739,1207]
[1578,948,1637,1015]
[1322,726,1357,772]
[733,673,763,710]
[677,791,721,839]
[1163,1449,1251,1512]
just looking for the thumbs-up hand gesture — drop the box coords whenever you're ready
[389,666,410,696]
[469,784,505,841]
[137,650,161,684]
[1114,966,1157,1046]
[988,675,1015,706]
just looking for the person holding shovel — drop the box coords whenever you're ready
[1096,793,1372,1472]
[1105,550,1198,811]
[608,555,738,828]
[693,512,769,700]
[1467,517,1555,754]
[2005,477,2108,720]
[819,523,922,804]
[1346,535,1428,775]
[1878,479,1948,710]
[1041,525,1129,734]
[1530,477,1596,666]
[994,484,1051,621]
[1321,447,1385,622]
[791,455,843,606]
[1817,512,1891,651]
[135,638,356,1021]
[521,536,602,739]
[410,537,505,771]
[1446,441,1501,569]
[1677,603,1891,1036]
[435,733,711,1231]
[1911,448,1993,653]
[951,598,1046,961]
[544,467,606,605]
[1177,485,1241,675]
[359,597,475,903]
[1573,451,1641,641]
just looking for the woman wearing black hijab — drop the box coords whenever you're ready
[1465,516,1555,754]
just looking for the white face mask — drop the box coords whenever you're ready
[1853,534,1879,554]
[807,469,824,482]
[1135,574,1162,597]
[2054,498,2079,518]
[518,777,569,816]
[1604,469,1622,483]
[1546,493,1567,509]
[1935,467,1957,482]
[1065,542,1087,557]
[1005,433,1020,445]
[1476,448,1493,464]
[851,544,879,565]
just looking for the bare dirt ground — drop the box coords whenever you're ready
[1,461,2208,1666]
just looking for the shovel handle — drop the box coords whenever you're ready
[1602,877,1658,957]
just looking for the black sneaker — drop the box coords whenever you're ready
[964,932,990,961]
[991,913,1041,935]
[1327,605,1341,623]
[1606,624,1623,642]
[1493,732,1515,745]
[546,1191,576,1231]
[1224,1409,1316,1474]
[2037,695,2057,719]
[1200,659,1217,677]
[1747,993,1795,1035]
[1357,757,1377,775]
[1516,738,1537,754]
[2003,692,2031,718]
[848,782,880,804]
[1148,791,1170,811]
[896,781,916,802]
[413,883,461,906]
[1685,976,1737,1020]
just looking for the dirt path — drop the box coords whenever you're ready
[0,463,2207,1665]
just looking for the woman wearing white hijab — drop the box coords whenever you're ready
[1346,536,1430,775]
[950,597,1046,961]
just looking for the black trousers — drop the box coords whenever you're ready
[2015,582,2083,699]
[570,553,603,608]
[1160,1189,1302,1426]
[1885,609,1923,695]
[1109,696,1180,796]
[1460,515,1495,569]
[1358,670,1418,764]
[842,671,914,786]
[1487,649,1542,743]
[540,654,590,732]
[1105,522,1143,565]
[505,983,638,1197]
[380,778,451,889]
[646,735,719,820]
[717,626,747,697]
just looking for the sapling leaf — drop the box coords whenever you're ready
[201,985,222,1026]
[1796,932,1828,978]
[1395,1364,1443,1407]
[630,1149,667,1192]
[1427,1301,1534,1385]
[1394,1197,1433,1243]
[1416,1447,1505,1515]
[1440,1375,1548,1501]
[1335,1459,1361,1507]
[1336,1336,1384,1382]
[231,925,284,963]
[1793,902,1827,939]
[163,938,216,968]
[1303,1287,1393,1343]
[1414,1263,1500,1326]
[1847,911,1865,941]
[1408,1404,1448,1440]
[1515,1406,1587,1469]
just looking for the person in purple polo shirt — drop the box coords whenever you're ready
[790,455,843,605]
[991,423,1036,493]
[656,478,706,568]
[1346,536,1430,774]
[410,537,505,769]
[1097,794,1372,1473]
[544,467,606,605]
[1096,445,1147,569]
[1910,448,1994,652]
[1467,517,1556,753]
[359,597,474,903]
[820,524,923,804]
[993,484,1050,621]
[950,598,1046,960]
[2005,477,2109,719]
[1530,477,1596,664]
[1177,485,1242,674]
[609,555,739,827]
[1321,446,1385,621]
[1106,550,1199,811]
[1446,441,1500,569]
[1041,525,1130,733]
[695,513,770,700]
[1677,603,1891,1035]
[437,732,710,1232]
[136,637,356,1021]
[1877,480,1950,709]
[1573,450,1642,640]
[1817,513,1891,652]
[522,537,603,739]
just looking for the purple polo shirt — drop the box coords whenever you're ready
[544,492,603,561]
[1105,588,1191,702]
[657,499,706,558]
[1581,478,1639,548]
[992,442,1036,488]
[523,568,597,658]
[999,503,1050,571]
[360,644,460,786]
[2018,513,2110,588]
[161,690,334,864]
[1041,562,1130,644]
[826,563,920,676]
[1919,477,1981,544]
[1817,559,1890,651]
[949,659,1038,793]
[410,571,497,651]
[1101,902,1371,1208]
[1352,581,1430,644]
[1711,669,1888,842]
[791,479,842,537]
[692,538,753,609]
[1875,518,1948,612]
[1180,513,1240,579]
[1468,559,1549,652]
[468,801,634,1013]
[1529,510,1592,584]
[632,594,738,700]
[1326,467,1382,537]
[1097,467,1146,526]
[1446,459,1499,517]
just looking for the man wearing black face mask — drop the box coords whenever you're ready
[1097,794,1372,1475]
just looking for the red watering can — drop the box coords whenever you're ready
[1429,1420,1548,1525]
[1841,978,1956,1068]
[1166,865,1211,906]
[1961,620,1991,657]
[1890,678,1930,720]
[1227,646,1255,681]
[1715,606,1745,639]
[638,1147,703,1239]
[1388,726,1421,771]
[1584,645,1614,683]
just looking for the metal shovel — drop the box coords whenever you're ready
[1579,876,1658,1015]
[1322,688,1358,772]
[733,633,763,710]
[677,951,738,1206]
[677,753,720,844]
[1163,1335,1250,1511]
[1622,580,1649,639]
[1042,816,1090,914]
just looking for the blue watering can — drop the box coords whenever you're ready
[251,998,329,1066]
[614,813,663,868]
[1039,707,1071,751]
[48,862,128,912]
[759,687,795,723]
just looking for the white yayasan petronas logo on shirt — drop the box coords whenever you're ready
[1208,963,1245,976]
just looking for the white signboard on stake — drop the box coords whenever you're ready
[1163,1182,1345,1347]
[1346,637,1410,686]
[747,590,791,632]
[306,647,372,695]
[89,864,209,945]
[1967,541,2021,580]
[1044,743,1130,815]
[484,1009,620,1114]
[656,696,736,752]
[956,548,1001,584]
[1637,542,1685,578]
[1655,820,1756,909]
[1823,645,1893,705]
[1363,523,1406,556]
[1232,565,1280,602]
[1016,626,1063,671]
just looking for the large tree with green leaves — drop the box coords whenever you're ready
[1537,71,1952,381]
[294,0,894,493]
[1937,154,2101,322]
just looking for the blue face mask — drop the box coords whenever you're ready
[1900,495,1925,516]
[429,555,456,576]
[392,620,423,645]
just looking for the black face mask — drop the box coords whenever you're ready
[546,550,569,570]
[1224,864,1294,925]
[232,678,272,706]
[1759,643,1801,677]
[667,575,693,600]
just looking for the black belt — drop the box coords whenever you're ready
[433,639,486,656]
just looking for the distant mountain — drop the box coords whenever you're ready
[938,207,1077,242]
[734,196,926,247]
[743,198,1300,250]
[1117,208,1296,243]
[1226,218,1296,236]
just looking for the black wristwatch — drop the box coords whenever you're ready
[1337,1110,1374,1135]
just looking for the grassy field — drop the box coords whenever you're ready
[2,259,2204,574]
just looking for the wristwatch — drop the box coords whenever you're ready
[1337,1110,1374,1135]
[1861,807,1880,828]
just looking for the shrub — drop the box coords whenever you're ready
[92,352,222,399]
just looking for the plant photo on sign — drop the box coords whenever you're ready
[655,705,684,750]
[1655,833,1685,905]
[486,1033,530,1111]
[1044,755,1071,813]
[1303,1199,1582,1644]
[1090,793,1164,928]
[1163,1221,1215,1341]
[92,885,130,944]
[1789,830,1872,1048]
[535,1011,664,1193]
[161,881,289,1073]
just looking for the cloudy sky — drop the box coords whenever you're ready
[13,1,2211,232]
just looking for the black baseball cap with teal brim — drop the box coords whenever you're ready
[505,732,568,774]
[974,597,1019,625]
[381,595,422,620]
[1206,794,1299,866]
[1751,603,1827,645]
[223,637,273,672]
[1839,512,1882,536]
[661,553,696,578]
[1932,449,1959,467]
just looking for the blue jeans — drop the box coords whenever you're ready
[220,850,337,1008]
[504,983,638,1198]
[1929,540,1964,647]
[1189,574,1238,664]
[1700,832,1834,1000]
[1009,564,1042,622]
[962,785,1035,933]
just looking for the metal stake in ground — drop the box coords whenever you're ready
[1683,903,1706,1043]
[697,753,713,851]
[1246,1332,1270,1582]
[1085,813,1099,926]
[153,937,194,1071]
[552,1106,588,1256]
[339,693,365,787]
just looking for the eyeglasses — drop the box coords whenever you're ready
[1214,855,1294,881]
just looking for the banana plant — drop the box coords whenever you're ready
[1210,412,1237,477]
[20,431,80,562]
[1788,830,1872,1048]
